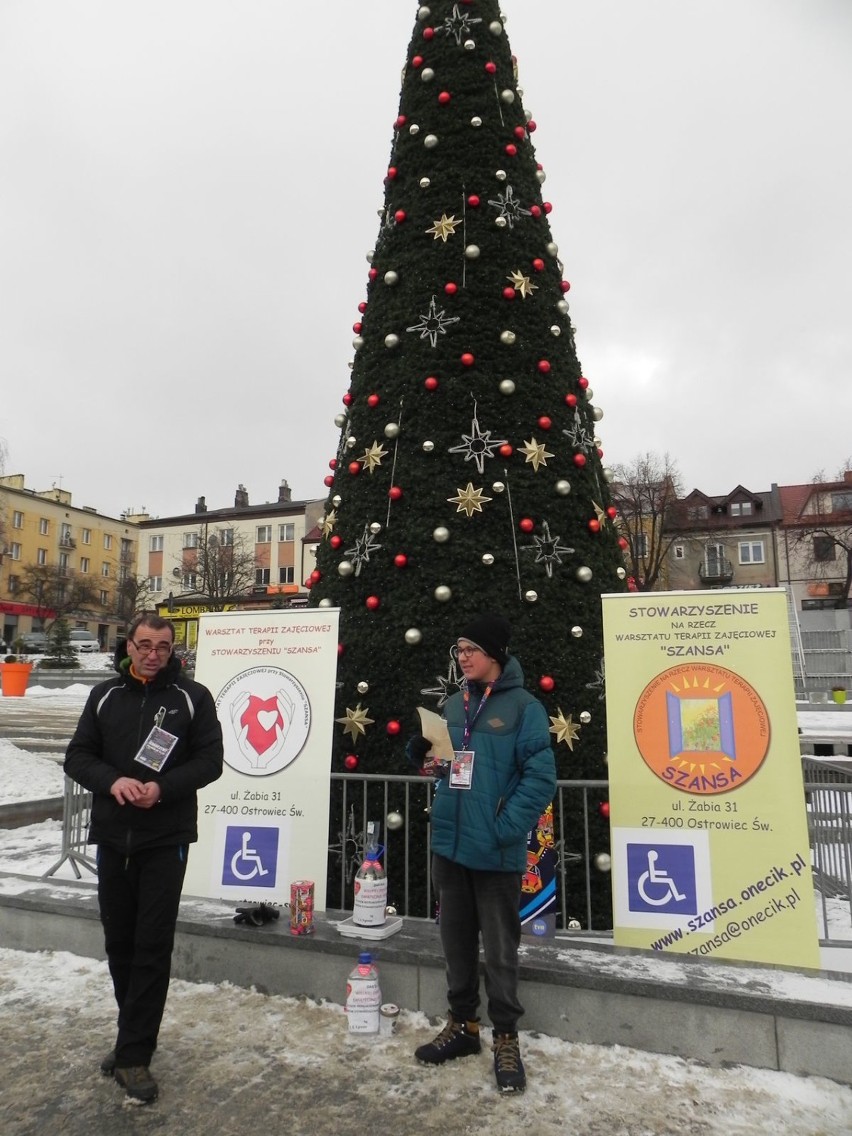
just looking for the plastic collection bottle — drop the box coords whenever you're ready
[352,820,388,927]
[345,951,381,1036]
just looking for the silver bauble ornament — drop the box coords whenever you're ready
[592,406,604,421]
[524,590,538,603]
[603,467,614,483]
[616,567,627,579]
[422,440,435,452]
[366,250,374,263]
[500,89,515,104]
[338,561,354,577]
[594,436,602,448]
[352,336,364,350]
[417,5,431,20]
[495,168,507,181]
[405,627,423,645]
[318,597,333,608]
[420,177,431,188]
[500,330,516,345]
[567,918,582,930]
[546,242,559,257]
[594,853,612,873]
[384,422,400,439]
[557,300,570,315]
[579,711,591,724]
[489,20,503,35]
[334,413,347,428]
[536,169,546,183]
[464,39,476,51]
[357,681,369,694]
[465,244,481,259]
[495,216,507,228]
[434,585,452,602]
[345,436,356,450]
[550,325,561,336]
[433,526,450,543]
[409,123,420,136]
[481,553,495,566]
[576,566,593,583]
[555,479,571,496]
[384,270,399,286]
[585,387,595,401]
[385,333,399,349]
[332,495,342,506]
[491,481,505,494]
[424,133,438,148]
[385,905,398,917]
[571,625,583,638]
[386,811,404,832]
[370,522,382,534]
[471,115,482,127]
[421,67,435,82]
[499,379,516,395]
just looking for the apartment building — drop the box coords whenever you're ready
[0,474,141,648]
[137,481,324,648]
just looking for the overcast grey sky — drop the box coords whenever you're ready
[1,1,850,520]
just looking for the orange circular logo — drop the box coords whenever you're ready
[633,664,769,795]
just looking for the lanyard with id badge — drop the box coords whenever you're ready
[449,684,493,790]
[134,706,179,774]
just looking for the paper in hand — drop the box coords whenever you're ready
[416,706,454,762]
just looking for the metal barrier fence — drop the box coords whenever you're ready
[803,758,852,936]
[42,777,96,880]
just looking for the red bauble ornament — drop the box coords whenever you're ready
[395,115,407,129]
[358,301,368,313]
[537,416,552,431]
[323,475,334,488]
[519,517,535,533]
[394,553,408,569]
[445,281,458,295]
[467,194,480,207]
[530,205,542,219]
[537,360,551,374]
[538,676,555,693]
[330,535,343,550]
[578,376,589,389]
[348,461,361,475]
[310,569,322,583]
[438,91,451,105]
[389,485,403,501]
[606,506,618,520]
[499,443,513,458]
[597,447,604,459]
[303,578,312,589]
[565,393,577,408]
[423,26,435,40]
[503,287,516,300]
[460,352,475,367]
[337,642,345,656]
[387,167,397,180]
[485,60,497,74]
[588,519,601,533]
[342,392,353,406]
[619,537,629,551]
[505,144,517,157]
[412,54,423,68]
[352,321,362,334]
[328,458,337,470]
[365,595,381,611]
[368,268,378,281]
[424,375,439,391]
[344,754,359,771]
[513,125,526,140]
[395,209,407,224]
[573,453,587,468]
[560,280,571,293]
[599,801,610,819]
[543,201,552,214]
[527,120,537,133]
[386,720,401,736]
[367,393,380,408]
[532,257,545,272]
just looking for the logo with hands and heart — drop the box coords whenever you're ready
[216,667,311,776]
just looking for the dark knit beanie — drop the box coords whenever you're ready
[457,614,511,668]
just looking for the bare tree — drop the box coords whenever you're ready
[610,452,683,591]
[17,563,101,630]
[181,525,257,610]
[788,461,852,609]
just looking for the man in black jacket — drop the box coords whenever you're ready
[65,614,223,1104]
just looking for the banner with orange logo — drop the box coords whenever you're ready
[602,589,820,968]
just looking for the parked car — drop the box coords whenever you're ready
[69,630,101,653]
[20,631,50,653]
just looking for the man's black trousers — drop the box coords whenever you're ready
[97,843,188,1068]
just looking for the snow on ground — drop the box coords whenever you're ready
[1,946,851,1136]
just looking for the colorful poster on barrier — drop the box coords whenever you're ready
[521,804,557,938]
[602,588,820,969]
[184,608,339,911]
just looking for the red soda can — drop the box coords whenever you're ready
[290,880,315,935]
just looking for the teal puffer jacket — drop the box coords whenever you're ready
[430,656,557,873]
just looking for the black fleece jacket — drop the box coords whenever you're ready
[64,648,224,854]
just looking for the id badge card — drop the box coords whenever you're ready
[133,726,178,773]
[449,749,475,789]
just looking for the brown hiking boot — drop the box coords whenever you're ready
[114,1065,158,1103]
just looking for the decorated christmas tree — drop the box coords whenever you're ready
[310,0,627,929]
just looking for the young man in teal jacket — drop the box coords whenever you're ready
[412,614,556,1093]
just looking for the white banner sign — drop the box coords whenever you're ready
[184,608,339,911]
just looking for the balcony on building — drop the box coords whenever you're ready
[698,556,734,585]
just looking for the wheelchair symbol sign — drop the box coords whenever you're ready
[626,843,697,915]
[222,826,279,889]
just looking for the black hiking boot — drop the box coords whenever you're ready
[492,1031,526,1093]
[414,1014,481,1064]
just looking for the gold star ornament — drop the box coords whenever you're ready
[426,213,460,242]
[507,270,538,299]
[549,708,581,750]
[335,704,375,741]
[520,437,554,472]
[321,509,337,538]
[359,441,388,473]
[592,500,608,526]
[448,482,493,517]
